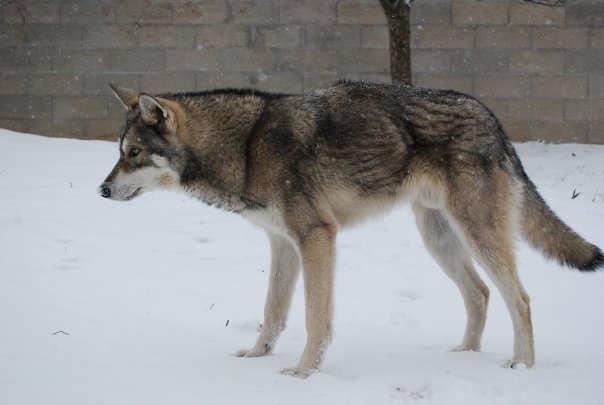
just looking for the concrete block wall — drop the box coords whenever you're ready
[0,0,602,143]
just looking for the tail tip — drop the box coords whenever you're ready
[578,247,604,272]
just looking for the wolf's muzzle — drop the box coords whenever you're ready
[98,184,111,199]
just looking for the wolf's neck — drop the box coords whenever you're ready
[177,94,268,210]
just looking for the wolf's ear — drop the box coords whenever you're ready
[109,83,138,110]
[138,94,169,124]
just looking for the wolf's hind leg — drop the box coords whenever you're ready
[413,203,489,352]
[236,233,300,358]
[444,177,535,368]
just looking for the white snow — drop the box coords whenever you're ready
[0,128,603,404]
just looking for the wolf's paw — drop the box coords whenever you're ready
[280,366,316,378]
[504,360,529,370]
[234,346,269,358]
[451,343,480,352]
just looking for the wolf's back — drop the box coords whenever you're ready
[519,172,603,271]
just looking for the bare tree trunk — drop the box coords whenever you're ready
[378,0,412,86]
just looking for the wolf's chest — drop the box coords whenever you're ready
[242,206,292,240]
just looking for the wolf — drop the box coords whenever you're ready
[99,80,603,377]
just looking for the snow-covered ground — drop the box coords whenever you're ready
[0,128,602,405]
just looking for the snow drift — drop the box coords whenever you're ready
[0,129,602,404]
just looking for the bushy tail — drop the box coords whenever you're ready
[521,179,603,271]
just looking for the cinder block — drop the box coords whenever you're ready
[108,98,129,118]
[452,0,508,25]
[411,0,450,24]
[54,96,108,119]
[476,26,530,49]
[254,26,302,49]
[0,119,30,133]
[116,1,172,24]
[29,119,85,139]
[84,119,124,141]
[532,75,587,98]
[0,48,54,71]
[361,26,389,49]
[337,0,386,25]
[475,75,530,98]
[230,0,279,25]
[221,48,279,71]
[499,118,532,142]
[140,26,195,48]
[416,25,474,49]
[0,24,27,47]
[337,49,389,73]
[0,73,28,94]
[451,50,509,74]
[589,28,604,48]
[412,50,452,73]
[28,73,81,95]
[279,50,339,72]
[82,73,139,96]
[198,25,249,48]
[510,50,565,74]
[508,98,564,121]
[305,25,360,50]
[114,49,166,72]
[0,95,52,119]
[26,24,83,47]
[567,1,604,27]
[532,27,588,49]
[140,72,196,94]
[359,73,391,83]
[83,25,138,48]
[173,0,228,24]
[565,99,604,121]
[196,72,252,90]
[280,0,337,24]
[530,121,587,143]
[251,71,303,93]
[477,99,506,117]
[4,1,60,23]
[53,49,165,72]
[565,50,604,74]
[589,74,604,98]
[166,49,222,71]
[415,74,474,94]
[51,50,105,72]
[587,122,604,144]
[302,74,342,92]
[60,2,115,23]
[509,1,565,26]
[105,50,164,72]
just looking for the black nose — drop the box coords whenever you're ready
[98,185,111,198]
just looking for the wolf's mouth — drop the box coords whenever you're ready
[123,187,142,201]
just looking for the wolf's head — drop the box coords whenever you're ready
[98,84,185,201]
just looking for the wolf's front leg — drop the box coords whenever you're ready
[236,233,300,358]
[281,225,336,378]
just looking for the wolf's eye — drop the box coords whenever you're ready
[128,147,141,158]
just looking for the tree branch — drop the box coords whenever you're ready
[524,0,565,6]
